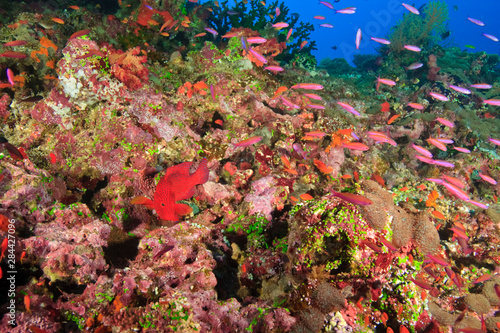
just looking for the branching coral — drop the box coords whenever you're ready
[208,0,316,64]
[389,0,448,52]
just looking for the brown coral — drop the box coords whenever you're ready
[412,212,440,255]
[358,180,441,254]
[358,193,388,230]
[464,293,491,315]
[428,301,457,326]
[391,207,413,249]
[482,276,500,306]
[312,282,346,313]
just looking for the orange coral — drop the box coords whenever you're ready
[177,81,209,97]
[13,73,25,87]
[108,46,148,90]
[426,190,439,207]
[135,3,173,28]
[46,59,55,69]
[30,47,48,62]
[40,37,58,51]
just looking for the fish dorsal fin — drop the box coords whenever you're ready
[156,161,193,193]
[130,196,155,209]
[165,161,193,179]
[193,158,209,184]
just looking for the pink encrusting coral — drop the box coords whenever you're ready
[2,1,500,332]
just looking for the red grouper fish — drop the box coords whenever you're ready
[131,158,209,222]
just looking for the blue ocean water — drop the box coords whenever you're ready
[278,0,499,65]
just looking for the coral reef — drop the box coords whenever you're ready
[1,0,500,332]
[389,1,449,52]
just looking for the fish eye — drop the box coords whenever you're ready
[161,203,165,206]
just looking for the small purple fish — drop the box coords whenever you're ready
[249,48,267,64]
[409,278,432,290]
[304,93,322,101]
[429,92,449,102]
[205,27,218,37]
[272,22,289,29]
[264,66,284,73]
[489,138,500,146]
[470,83,492,89]
[442,182,469,201]
[319,1,334,9]
[306,104,325,110]
[281,96,300,109]
[415,155,434,164]
[292,143,307,159]
[337,101,360,116]
[370,37,391,45]
[483,33,499,42]
[355,28,362,49]
[6,68,14,86]
[444,267,462,289]
[426,254,449,267]
[453,146,471,154]
[432,159,455,168]
[241,37,249,50]
[478,173,497,185]
[436,138,454,144]
[246,37,267,44]
[291,83,323,90]
[406,62,423,70]
[467,17,484,26]
[336,7,356,14]
[411,143,433,158]
[484,99,500,106]
[468,200,488,209]
[210,84,215,101]
[436,118,455,128]
[319,23,334,28]
[401,2,420,15]
[404,45,421,52]
[448,84,471,95]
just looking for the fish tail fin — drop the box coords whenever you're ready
[193,158,209,184]
[174,203,192,217]
[130,196,155,209]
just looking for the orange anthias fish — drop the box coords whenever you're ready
[51,17,65,24]
[272,86,288,99]
[24,294,31,313]
[131,159,209,222]
[314,159,333,174]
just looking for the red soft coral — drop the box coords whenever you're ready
[108,46,149,90]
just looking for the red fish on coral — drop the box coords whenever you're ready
[380,101,390,112]
[131,159,209,222]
